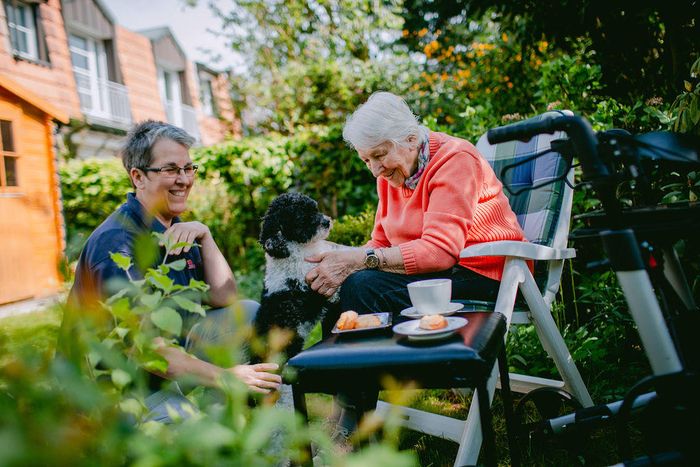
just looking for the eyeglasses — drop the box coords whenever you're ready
[140,164,199,178]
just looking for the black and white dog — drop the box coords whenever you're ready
[255,192,345,358]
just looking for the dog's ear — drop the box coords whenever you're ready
[264,231,290,258]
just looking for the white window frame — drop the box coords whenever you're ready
[6,2,39,61]
[158,67,183,126]
[199,76,215,117]
[69,33,108,117]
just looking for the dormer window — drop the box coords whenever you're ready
[4,0,49,63]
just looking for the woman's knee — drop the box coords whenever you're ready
[340,270,382,299]
[340,270,384,312]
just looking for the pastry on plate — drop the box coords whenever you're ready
[418,314,448,330]
[355,314,382,329]
[336,310,359,330]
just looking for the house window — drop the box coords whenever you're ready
[4,0,48,62]
[0,120,18,187]
[69,33,109,114]
[200,77,218,117]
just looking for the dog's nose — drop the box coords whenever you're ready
[321,216,331,228]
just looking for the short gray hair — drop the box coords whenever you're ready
[121,120,195,172]
[342,91,428,151]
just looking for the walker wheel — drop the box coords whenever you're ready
[514,387,583,453]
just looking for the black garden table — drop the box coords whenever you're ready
[287,311,518,466]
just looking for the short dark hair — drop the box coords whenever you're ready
[121,120,195,172]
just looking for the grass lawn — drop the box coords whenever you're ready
[0,307,62,366]
[0,306,643,466]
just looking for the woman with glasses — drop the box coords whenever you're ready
[65,120,281,423]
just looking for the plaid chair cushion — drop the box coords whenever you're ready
[475,110,572,247]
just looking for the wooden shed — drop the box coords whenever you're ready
[0,74,69,305]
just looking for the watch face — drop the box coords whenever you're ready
[365,250,380,269]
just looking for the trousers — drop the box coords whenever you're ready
[339,265,501,316]
[144,299,260,423]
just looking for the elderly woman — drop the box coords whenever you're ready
[305,91,526,315]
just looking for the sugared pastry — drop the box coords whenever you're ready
[355,314,382,329]
[419,314,448,330]
[336,310,359,330]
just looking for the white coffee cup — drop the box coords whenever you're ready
[407,278,452,315]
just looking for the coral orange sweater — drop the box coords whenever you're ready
[367,131,526,281]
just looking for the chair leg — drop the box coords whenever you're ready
[454,363,499,466]
[498,346,520,467]
[518,269,594,407]
[454,353,519,467]
[476,380,497,467]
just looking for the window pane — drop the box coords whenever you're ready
[78,91,93,110]
[74,73,90,90]
[16,4,29,27]
[200,80,213,115]
[1,121,14,152]
[163,72,173,100]
[71,51,89,70]
[69,34,88,51]
[6,3,16,24]
[17,30,29,54]
[4,156,18,186]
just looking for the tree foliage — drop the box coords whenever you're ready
[400,0,699,102]
[208,0,413,133]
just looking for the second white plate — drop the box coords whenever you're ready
[393,316,468,341]
[400,302,465,319]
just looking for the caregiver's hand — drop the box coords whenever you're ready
[305,249,365,297]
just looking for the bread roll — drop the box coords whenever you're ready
[355,314,382,329]
[419,314,448,330]
[336,310,359,330]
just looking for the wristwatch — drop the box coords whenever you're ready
[364,248,380,269]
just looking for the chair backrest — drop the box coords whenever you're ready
[475,110,575,304]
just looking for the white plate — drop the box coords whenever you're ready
[392,316,468,341]
[399,302,465,319]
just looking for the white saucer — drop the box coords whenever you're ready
[392,316,468,341]
[399,302,465,319]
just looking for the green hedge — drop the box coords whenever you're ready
[59,157,131,261]
[59,128,378,274]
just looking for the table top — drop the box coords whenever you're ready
[287,312,506,392]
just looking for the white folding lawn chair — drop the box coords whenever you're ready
[376,110,594,466]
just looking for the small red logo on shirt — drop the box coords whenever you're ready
[186,259,196,270]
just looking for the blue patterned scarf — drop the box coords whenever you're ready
[404,129,431,190]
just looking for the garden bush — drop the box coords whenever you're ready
[191,127,376,273]
[1,236,417,467]
[59,157,131,261]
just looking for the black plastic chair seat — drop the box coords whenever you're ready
[287,312,506,393]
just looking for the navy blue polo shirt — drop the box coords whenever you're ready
[68,193,204,310]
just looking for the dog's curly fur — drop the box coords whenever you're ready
[255,193,344,358]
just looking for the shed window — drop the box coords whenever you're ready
[4,0,49,63]
[0,120,18,187]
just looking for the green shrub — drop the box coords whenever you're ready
[327,204,376,246]
[1,237,417,467]
[59,157,131,260]
[192,128,376,272]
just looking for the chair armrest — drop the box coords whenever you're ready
[459,241,576,261]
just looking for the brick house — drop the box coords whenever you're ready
[0,0,241,304]
[0,0,240,159]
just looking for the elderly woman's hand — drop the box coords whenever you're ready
[305,249,365,297]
